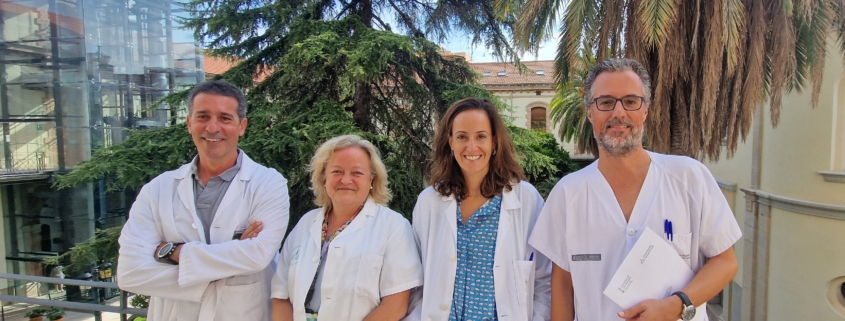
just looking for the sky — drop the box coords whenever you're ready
[439,35,559,63]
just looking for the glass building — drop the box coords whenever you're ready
[0,0,203,287]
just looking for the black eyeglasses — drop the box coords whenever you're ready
[590,95,646,111]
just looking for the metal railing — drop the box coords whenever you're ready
[0,273,146,321]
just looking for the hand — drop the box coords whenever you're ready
[618,296,682,321]
[239,221,263,240]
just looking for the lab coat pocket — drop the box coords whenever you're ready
[225,271,263,286]
[218,282,267,321]
[511,260,535,310]
[668,232,693,268]
[354,253,384,303]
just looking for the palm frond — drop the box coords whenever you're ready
[791,0,834,108]
[723,0,746,73]
[511,0,565,54]
[555,0,595,84]
[528,0,844,160]
[767,0,797,126]
[638,0,678,47]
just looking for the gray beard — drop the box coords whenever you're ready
[595,118,644,158]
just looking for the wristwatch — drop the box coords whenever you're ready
[672,291,696,321]
[156,242,181,265]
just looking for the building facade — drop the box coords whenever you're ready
[704,42,845,320]
[468,58,592,161]
[0,0,203,290]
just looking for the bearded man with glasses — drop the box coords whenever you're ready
[528,58,742,321]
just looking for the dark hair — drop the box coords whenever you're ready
[187,80,248,119]
[430,98,524,199]
[583,58,652,107]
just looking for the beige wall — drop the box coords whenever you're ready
[493,89,587,158]
[708,48,845,204]
[704,37,845,321]
[757,53,845,205]
[767,209,845,321]
[834,74,845,171]
[706,39,845,200]
[706,119,754,287]
[497,89,553,130]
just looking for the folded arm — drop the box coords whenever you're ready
[117,184,208,302]
[177,178,290,287]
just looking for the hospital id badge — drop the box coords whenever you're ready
[306,312,318,321]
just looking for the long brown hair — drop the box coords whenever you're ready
[430,97,524,199]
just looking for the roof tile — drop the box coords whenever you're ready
[471,60,555,86]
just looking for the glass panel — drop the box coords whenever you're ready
[0,0,199,300]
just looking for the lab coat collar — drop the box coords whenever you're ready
[501,182,522,211]
[174,150,258,244]
[438,181,522,213]
[309,197,378,247]
[173,149,257,182]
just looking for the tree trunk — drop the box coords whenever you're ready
[357,0,373,28]
[353,82,373,131]
[351,0,374,131]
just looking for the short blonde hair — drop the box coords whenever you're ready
[308,135,392,208]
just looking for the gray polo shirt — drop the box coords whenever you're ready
[190,151,243,243]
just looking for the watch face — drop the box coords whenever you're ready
[157,243,173,258]
[681,305,696,320]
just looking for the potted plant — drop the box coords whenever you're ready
[24,308,47,321]
[44,308,64,321]
[128,295,149,321]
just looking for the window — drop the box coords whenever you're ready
[482,71,491,77]
[530,107,546,132]
[535,70,545,75]
[497,71,507,76]
[826,277,845,317]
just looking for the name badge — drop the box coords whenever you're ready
[306,312,318,321]
[572,254,601,261]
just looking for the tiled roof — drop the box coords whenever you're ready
[204,55,239,76]
[204,54,555,87]
[203,54,271,82]
[471,60,556,86]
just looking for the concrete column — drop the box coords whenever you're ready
[741,190,758,321]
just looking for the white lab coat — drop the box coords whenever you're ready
[272,198,423,321]
[406,181,552,321]
[528,152,742,320]
[117,152,290,321]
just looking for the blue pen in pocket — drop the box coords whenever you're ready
[664,219,674,242]
[528,252,534,261]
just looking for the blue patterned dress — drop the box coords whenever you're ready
[449,194,502,321]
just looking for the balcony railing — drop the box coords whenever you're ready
[0,273,146,321]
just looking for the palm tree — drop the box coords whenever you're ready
[549,46,596,155]
[508,0,845,160]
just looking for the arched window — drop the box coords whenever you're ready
[531,107,546,132]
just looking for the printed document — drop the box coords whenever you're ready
[603,227,706,320]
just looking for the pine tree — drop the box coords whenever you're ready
[57,0,577,224]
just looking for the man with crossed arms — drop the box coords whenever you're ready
[117,81,289,321]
